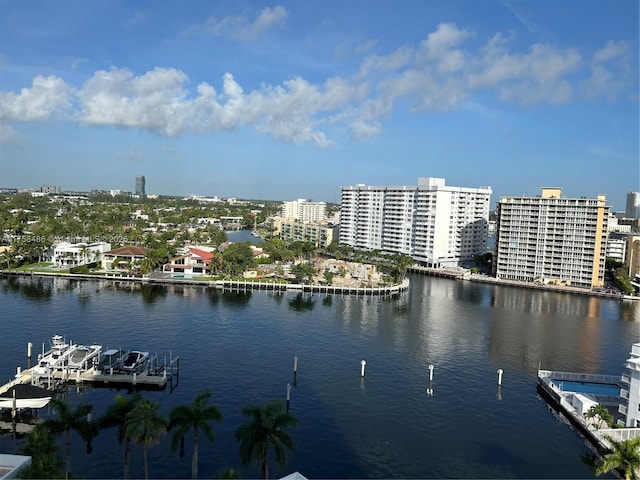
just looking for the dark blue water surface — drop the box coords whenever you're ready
[1,273,638,479]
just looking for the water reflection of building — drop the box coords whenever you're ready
[487,285,602,373]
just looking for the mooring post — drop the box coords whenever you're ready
[286,383,291,412]
[361,359,366,377]
[428,364,434,382]
[497,368,503,386]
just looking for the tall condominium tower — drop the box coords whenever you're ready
[280,199,327,223]
[135,175,146,197]
[339,177,492,267]
[626,192,640,219]
[494,188,609,288]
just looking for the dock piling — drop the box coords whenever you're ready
[361,359,366,377]
[497,368,504,386]
[286,383,291,412]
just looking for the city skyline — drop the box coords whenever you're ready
[0,1,638,210]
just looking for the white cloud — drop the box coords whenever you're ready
[190,6,288,41]
[0,23,635,146]
[0,123,21,144]
[359,46,414,77]
[0,75,74,122]
[593,40,629,63]
[419,23,471,61]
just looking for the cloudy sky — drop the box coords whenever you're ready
[0,0,637,209]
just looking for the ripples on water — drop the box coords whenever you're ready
[0,273,637,478]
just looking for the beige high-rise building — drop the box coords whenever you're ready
[494,188,609,288]
[280,199,327,223]
[626,236,640,284]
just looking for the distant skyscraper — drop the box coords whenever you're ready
[626,192,640,219]
[135,176,146,197]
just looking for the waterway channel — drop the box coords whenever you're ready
[0,271,638,478]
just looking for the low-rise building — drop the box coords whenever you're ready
[101,246,150,271]
[278,220,338,248]
[163,248,214,276]
[50,242,111,268]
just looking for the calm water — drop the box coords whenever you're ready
[1,272,639,479]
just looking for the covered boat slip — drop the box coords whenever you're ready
[0,384,52,410]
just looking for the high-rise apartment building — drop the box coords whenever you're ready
[626,192,640,219]
[280,199,327,223]
[339,177,492,267]
[494,188,609,288]
[135,176,146,197]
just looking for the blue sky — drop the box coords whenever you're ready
[0,0,638,210]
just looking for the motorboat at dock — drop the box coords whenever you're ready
[67,344,102,371]
[0,384,53,410]
[34,334,76,373]
[121,350,149,373]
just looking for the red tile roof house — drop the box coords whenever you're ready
[163,248,214,277]
[101,246,150,273]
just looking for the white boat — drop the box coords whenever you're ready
[251,230,260,237]
[121,351,149,373]
[35,335,77,373]
[0,384,52,410]
[67,344,102,371]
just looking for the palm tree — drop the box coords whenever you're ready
[584,403,614,429]
[79,244,90,266]
[44,398,96,479]
[169,389,223,479]
[18,424,64,479]
[125,398,167,480]
[596,435,640,479]
[235,400,298,480]
[99,393,142,479]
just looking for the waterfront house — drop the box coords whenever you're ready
[50,241,111,268]
[163,248,214,276]
[101,246,150,272]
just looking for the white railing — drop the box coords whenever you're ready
[538,369,621,384]
[597,428,640,444]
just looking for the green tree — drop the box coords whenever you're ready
[595,436,640,479]
[125,398,167,480]
[584,404,614,429]
[18,424,64,479]
[169,389,223,479]
[222,243,254,276]
[291,262,316,284]
[323,270,334,285]
[99,393,142,479]
[390,253,414,282]
[235,400,298,480]
[44,398,96,480]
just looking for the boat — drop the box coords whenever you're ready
[97,348,123,373]
[67,344,102,371]
[34,335,77,373]
[121,350,149,373]
[0,384,53,410]
[251,230,260,237]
